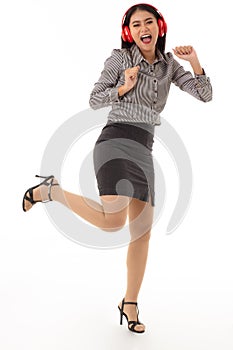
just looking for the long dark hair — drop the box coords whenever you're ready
[121,4,166,55]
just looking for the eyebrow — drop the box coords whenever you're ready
[131,17,154,24]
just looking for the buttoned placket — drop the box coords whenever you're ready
[149,64,158,111]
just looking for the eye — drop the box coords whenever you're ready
[146,20,153,25]
[133,24,140,27]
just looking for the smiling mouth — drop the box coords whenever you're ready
[140,34,152,44]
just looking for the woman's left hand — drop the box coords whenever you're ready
[172,46,198,62]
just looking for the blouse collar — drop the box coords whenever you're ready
[130,44,167,66]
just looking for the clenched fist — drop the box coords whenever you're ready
[118,65,140,97]
[172,45,203,75]
[172,46,198,62]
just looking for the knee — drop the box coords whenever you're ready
[129,219,153,240]
[100,216,127,233]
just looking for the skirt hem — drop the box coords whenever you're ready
[98,188,155,207]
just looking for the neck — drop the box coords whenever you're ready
[141,50,156,64]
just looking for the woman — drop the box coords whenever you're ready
[22,3,212,333]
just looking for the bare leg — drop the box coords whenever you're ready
[119,196,154,332]
[23,179,129,232]
[24,177,154,332]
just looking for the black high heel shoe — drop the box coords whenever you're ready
[118,298,145,333]
[22,175,59,212]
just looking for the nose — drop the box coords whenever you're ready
[140,24,149,33]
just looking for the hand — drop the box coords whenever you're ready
[124,65,140,90]
[172,45,203,75]
[118,65,140,97]
[172,46,198,63]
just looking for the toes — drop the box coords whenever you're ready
[135,324,145,332]
[24,201,32,212]
[26,201,32,211]
[23,193,32,212]
[130,323,145,332]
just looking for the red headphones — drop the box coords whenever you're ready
[121,3,167,43]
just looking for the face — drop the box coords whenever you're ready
[129,9,159,55]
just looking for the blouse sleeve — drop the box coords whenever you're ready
[89,49,123,110]
[170,54,213,102]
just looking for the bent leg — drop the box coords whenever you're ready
[25,178,130,232]
[51,184,129,232]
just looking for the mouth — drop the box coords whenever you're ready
[140,34,152,44]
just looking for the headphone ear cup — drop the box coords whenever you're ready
[122,26,134,43]
[158,19,164,37]
[121,27,127,42]
[158,18,167,37]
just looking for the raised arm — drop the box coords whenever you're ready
[171,46,212,102]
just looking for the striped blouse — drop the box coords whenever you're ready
[89,44,212,126]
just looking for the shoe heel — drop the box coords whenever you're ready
[120,312,123,325]
[118,306,123,325]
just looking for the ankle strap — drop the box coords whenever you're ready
[122,298,137,306]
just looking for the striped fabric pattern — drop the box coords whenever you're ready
[89,44,212,126]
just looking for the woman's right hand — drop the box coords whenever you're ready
[118,66,140,96]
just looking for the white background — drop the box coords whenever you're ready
[0,0,233,349]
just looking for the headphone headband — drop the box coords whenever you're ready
[121,3,167,42]
[122,3,163,25]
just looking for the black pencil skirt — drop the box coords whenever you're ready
[93,120,155,207]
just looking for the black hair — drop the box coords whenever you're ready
[121,4,166,55]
